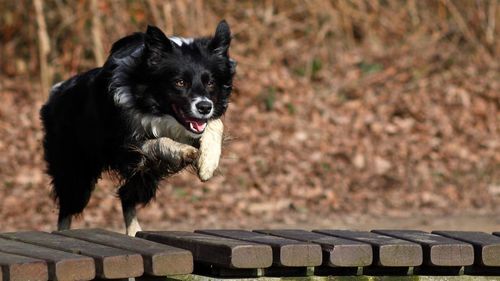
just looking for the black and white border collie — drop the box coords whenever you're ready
[40,21,236,235]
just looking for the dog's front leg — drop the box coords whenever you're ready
[141,137,199,169]
[122,202,142,236]
[197,119,224,181]
[57,213,72,231]
[121,138,199,236]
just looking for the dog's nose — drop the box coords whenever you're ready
[196,101,212,115]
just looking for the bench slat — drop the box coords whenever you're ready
[54,228,193,276]
[0,237,95,281]
[0,251,48,281]
[373,230,474,266]
[433,231,500,266]
[196,229,322,267]
[313,230,423,267]
[254,229,373,267]
[0,231,143,279]
[136,231,272,269]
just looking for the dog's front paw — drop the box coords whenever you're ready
[197,157,219,181]
[197,119,223,181]
[180,145,199,164]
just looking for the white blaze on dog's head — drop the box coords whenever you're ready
[168,37,194,47]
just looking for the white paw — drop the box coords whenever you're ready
[197,119,223,181]
[198,153,220,181]
[126,218,142,237]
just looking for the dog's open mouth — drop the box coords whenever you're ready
[172,106,207,134]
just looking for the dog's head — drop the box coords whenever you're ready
[122,20,236,136]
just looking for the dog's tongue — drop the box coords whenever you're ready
[188,119,207,133]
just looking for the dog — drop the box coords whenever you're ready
[40,20,236,236]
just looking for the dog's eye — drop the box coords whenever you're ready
[175,79,186,88]
[207,80,215,89]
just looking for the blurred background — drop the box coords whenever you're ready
[0,0,499,232]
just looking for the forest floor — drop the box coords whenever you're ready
[0,37,499,233]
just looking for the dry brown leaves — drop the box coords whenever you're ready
[0,1,499,231]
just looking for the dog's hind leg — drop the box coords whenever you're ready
[44,144,102,231]
[53,176,95,231]
[52,170,98,230]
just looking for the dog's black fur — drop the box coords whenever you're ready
[40,21,235,229]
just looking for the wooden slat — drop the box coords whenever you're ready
[196,229,322,267]
[55,228,193,276]
[433,231,500,266]
[0,237,95,281]
[373,230,474,266]
[254,229,373,267]
[313,230,422,267]
[0,231,143,279]
[0,251,48,281]
[136,231,273,269]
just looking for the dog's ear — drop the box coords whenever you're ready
[145,25,173,54]
[208,20,231,57]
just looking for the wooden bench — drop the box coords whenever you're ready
[0,229,500,280]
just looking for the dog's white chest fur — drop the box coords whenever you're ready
[140,114,201,145]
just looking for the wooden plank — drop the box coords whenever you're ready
[254,229,373,267]
[196,229,322,267]
[0,231,143,279]
[55,228,193,276]
[191,264,261,278]
[0,237,95,281]
[313,230,422,267]
[373,230,474,266]
[136,231,273,269]
[432,231,500,266]
[0,251,48,281]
